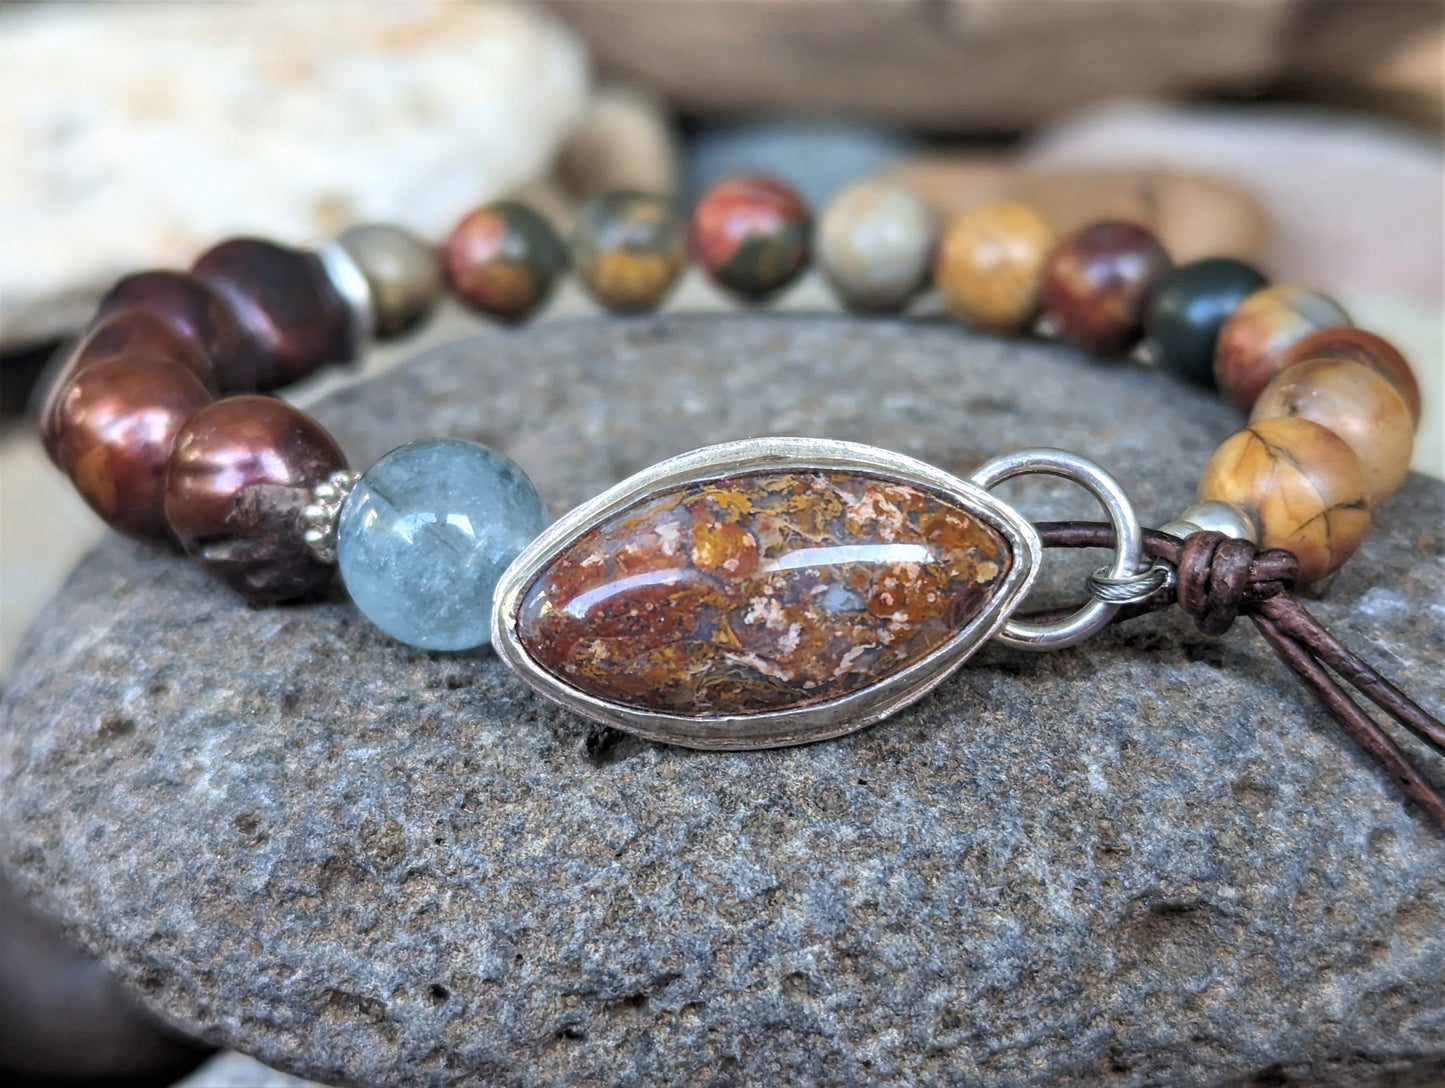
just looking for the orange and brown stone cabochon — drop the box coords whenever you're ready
[515,470,1014,717]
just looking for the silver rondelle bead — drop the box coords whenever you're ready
[301,469,361,564]
[1162,500,1258,543]
[314,239,374,360]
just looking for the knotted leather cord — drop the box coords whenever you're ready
[1019,523,1445,832]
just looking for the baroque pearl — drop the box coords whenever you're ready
[48,354,213,542]
[165,396,348,603]
[336,439,549,650]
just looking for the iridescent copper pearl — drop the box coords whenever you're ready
[492,439,1039,749]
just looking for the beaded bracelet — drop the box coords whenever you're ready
[38,174,1442,830]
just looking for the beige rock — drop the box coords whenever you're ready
[0,0,590,349]
[554,85,679,201]
[548,0,1297,128]
[1023,102,1442,306]
[884,160,1271,265]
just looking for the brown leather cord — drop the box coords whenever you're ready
[1022,522,1445,832]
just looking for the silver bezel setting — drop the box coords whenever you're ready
[491,437,1041,750]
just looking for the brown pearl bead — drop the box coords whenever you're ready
[192,238,352,391]
[1197,417,1370,583]
[95,270,255,392]
[165,396,347,603]
[48,354,213,542]
[41,308,216,464]
[1212,285,1351,408]
[1039,220,1172,355]
[935,200,1055,332]
[1250,359,1413,505]
[1276,326,1422,426]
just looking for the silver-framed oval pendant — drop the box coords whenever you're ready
[491,438,1041,749]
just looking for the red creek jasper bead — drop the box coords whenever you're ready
[515,470,1014,716]
[192,238,352,391]
[48,354,213,542]
[165,396,348,603]
[95,270,255,392]
[1039,220,1172,355]
[691,175,813,302]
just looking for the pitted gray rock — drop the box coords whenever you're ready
[3,315,1442,1088]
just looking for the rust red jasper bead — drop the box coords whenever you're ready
[192,238,352,391]
[165,396,348,603]
[1039,220,1172,355]
[515,470,1013,716]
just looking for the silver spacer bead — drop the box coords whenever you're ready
[301,469,360,564]
[1178,500,1258,543]
[1158,500,1258,544]
[313,238,374,360]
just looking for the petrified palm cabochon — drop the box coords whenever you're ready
[515,470,1014,716]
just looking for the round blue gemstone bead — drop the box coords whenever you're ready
[336,438,549,650]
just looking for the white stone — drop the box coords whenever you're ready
[0,0,590,347]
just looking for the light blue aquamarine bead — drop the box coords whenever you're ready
[336,438,549,650]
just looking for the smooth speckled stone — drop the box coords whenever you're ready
[690,174,812,302]
[1277,326,1423,425]
[1213,284,1352,408]
[935,200,1055,332]
[336,438,548,650]
[1148,256,1269,386]
[4,318,1443,1088]
[1250,359,1414,505]
[1197,417,1370,583]
[816,181,936,313]
[516,469,1012,715]
[570,191,687,314]
[443,201,569,323]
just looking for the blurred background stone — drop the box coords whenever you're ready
[882,161,1271,265]
[0,0,589,350]
[0,874,212,1087]
[546,0,1300,128]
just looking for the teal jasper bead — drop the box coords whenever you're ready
[336,438,549,650]
[1147,257,1269,386]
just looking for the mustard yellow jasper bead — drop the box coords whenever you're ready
[1250,359,1413,505]
[1197,417,1370,583]
[935,200,1055,332]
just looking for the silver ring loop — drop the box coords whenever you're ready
[1086,561,1173,604]
[969,448,1145,651]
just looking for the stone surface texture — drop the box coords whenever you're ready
[516,469,1013,716]
[1,316,1443,1088]
[0,0,588,348]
